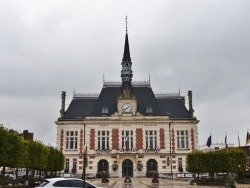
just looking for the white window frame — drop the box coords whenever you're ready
[66,131,78,150]
[65,159,69,170]
[73,158,77,169]
[178,158,183,171]
[97,130,110,150]
[121,130,133,150]
[177,130,189,149]
[145,130,157,150]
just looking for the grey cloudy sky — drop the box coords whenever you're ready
[1,0,250,147]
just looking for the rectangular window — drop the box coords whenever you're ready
[145,130,157,150]
[177,130,189,149]
[73,158,77,169]
[66,131,78,149]
[178,158,183,172]
[122,130,133,150]
[65,159,69,171]
[97,131,110,150]
[185,130,189,148]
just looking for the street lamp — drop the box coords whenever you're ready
[169,123,173,180]
[82,123,87,188]
[83,145,87,187]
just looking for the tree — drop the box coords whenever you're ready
[0,126,8,173]
[0,126,65,174]
[187,148,247,177]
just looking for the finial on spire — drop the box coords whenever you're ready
[125,15,128,33]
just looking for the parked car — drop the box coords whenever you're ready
[36,178,103,188]
[4,174,15,179]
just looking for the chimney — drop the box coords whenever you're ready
[23,130,34,141]
[60,91,66,118]
[188,91,194,117]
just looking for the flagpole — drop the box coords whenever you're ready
[238,132,240,147]
[246,129,249,146]
[225,132,227,150]
[210,133,211,151]
[169,123,173,180]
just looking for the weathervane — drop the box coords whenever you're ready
[125,15,128,33]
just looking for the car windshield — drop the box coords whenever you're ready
[37,180,50,187]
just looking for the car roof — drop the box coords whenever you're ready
[42,178,102,188]
[47,178,81,180]
[46,178,91,182]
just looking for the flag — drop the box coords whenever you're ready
[124,134,129,146]
[238,135,241,147]
[225,135,228,149]
[246,131,250,145]
[206,135,212,148]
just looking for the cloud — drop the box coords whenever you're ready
[0,0,250,147]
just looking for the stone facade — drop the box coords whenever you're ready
[56,106,199,177]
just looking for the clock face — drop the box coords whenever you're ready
[123,103,132,112]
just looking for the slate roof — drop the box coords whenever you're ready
[62,84,193,120]
[63,98,97,119]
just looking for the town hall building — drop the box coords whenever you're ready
[55,30,199,178]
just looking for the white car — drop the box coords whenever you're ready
[4,174,15,179]
[36,178,103,188]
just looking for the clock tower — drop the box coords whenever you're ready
[118,22,137,115]
[117,85,137,115]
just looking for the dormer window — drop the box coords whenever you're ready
[146,106,153,113]
[101,106,109,114]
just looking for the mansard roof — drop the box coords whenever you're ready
[63,98,97,119]
[61,30,194,121]
[62,81,193,120]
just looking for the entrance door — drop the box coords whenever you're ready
[122,159,133,177]
[147,159,158,173]
[98,159,109,172]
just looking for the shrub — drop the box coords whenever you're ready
[0,175,19,186]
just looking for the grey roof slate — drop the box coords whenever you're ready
[63,98,97,119]
[62,85,193,120]
[157,98,192,118]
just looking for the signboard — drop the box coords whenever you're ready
[176,173,208,178]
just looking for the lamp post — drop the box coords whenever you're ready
[83,145,87,188]
[169,123,173,180]
[82,123,87,188]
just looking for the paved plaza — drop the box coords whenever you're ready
[88,178,225,188]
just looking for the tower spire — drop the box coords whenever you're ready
[122,32,131,62]
[121,16,133,93]
[122,15,131,62]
